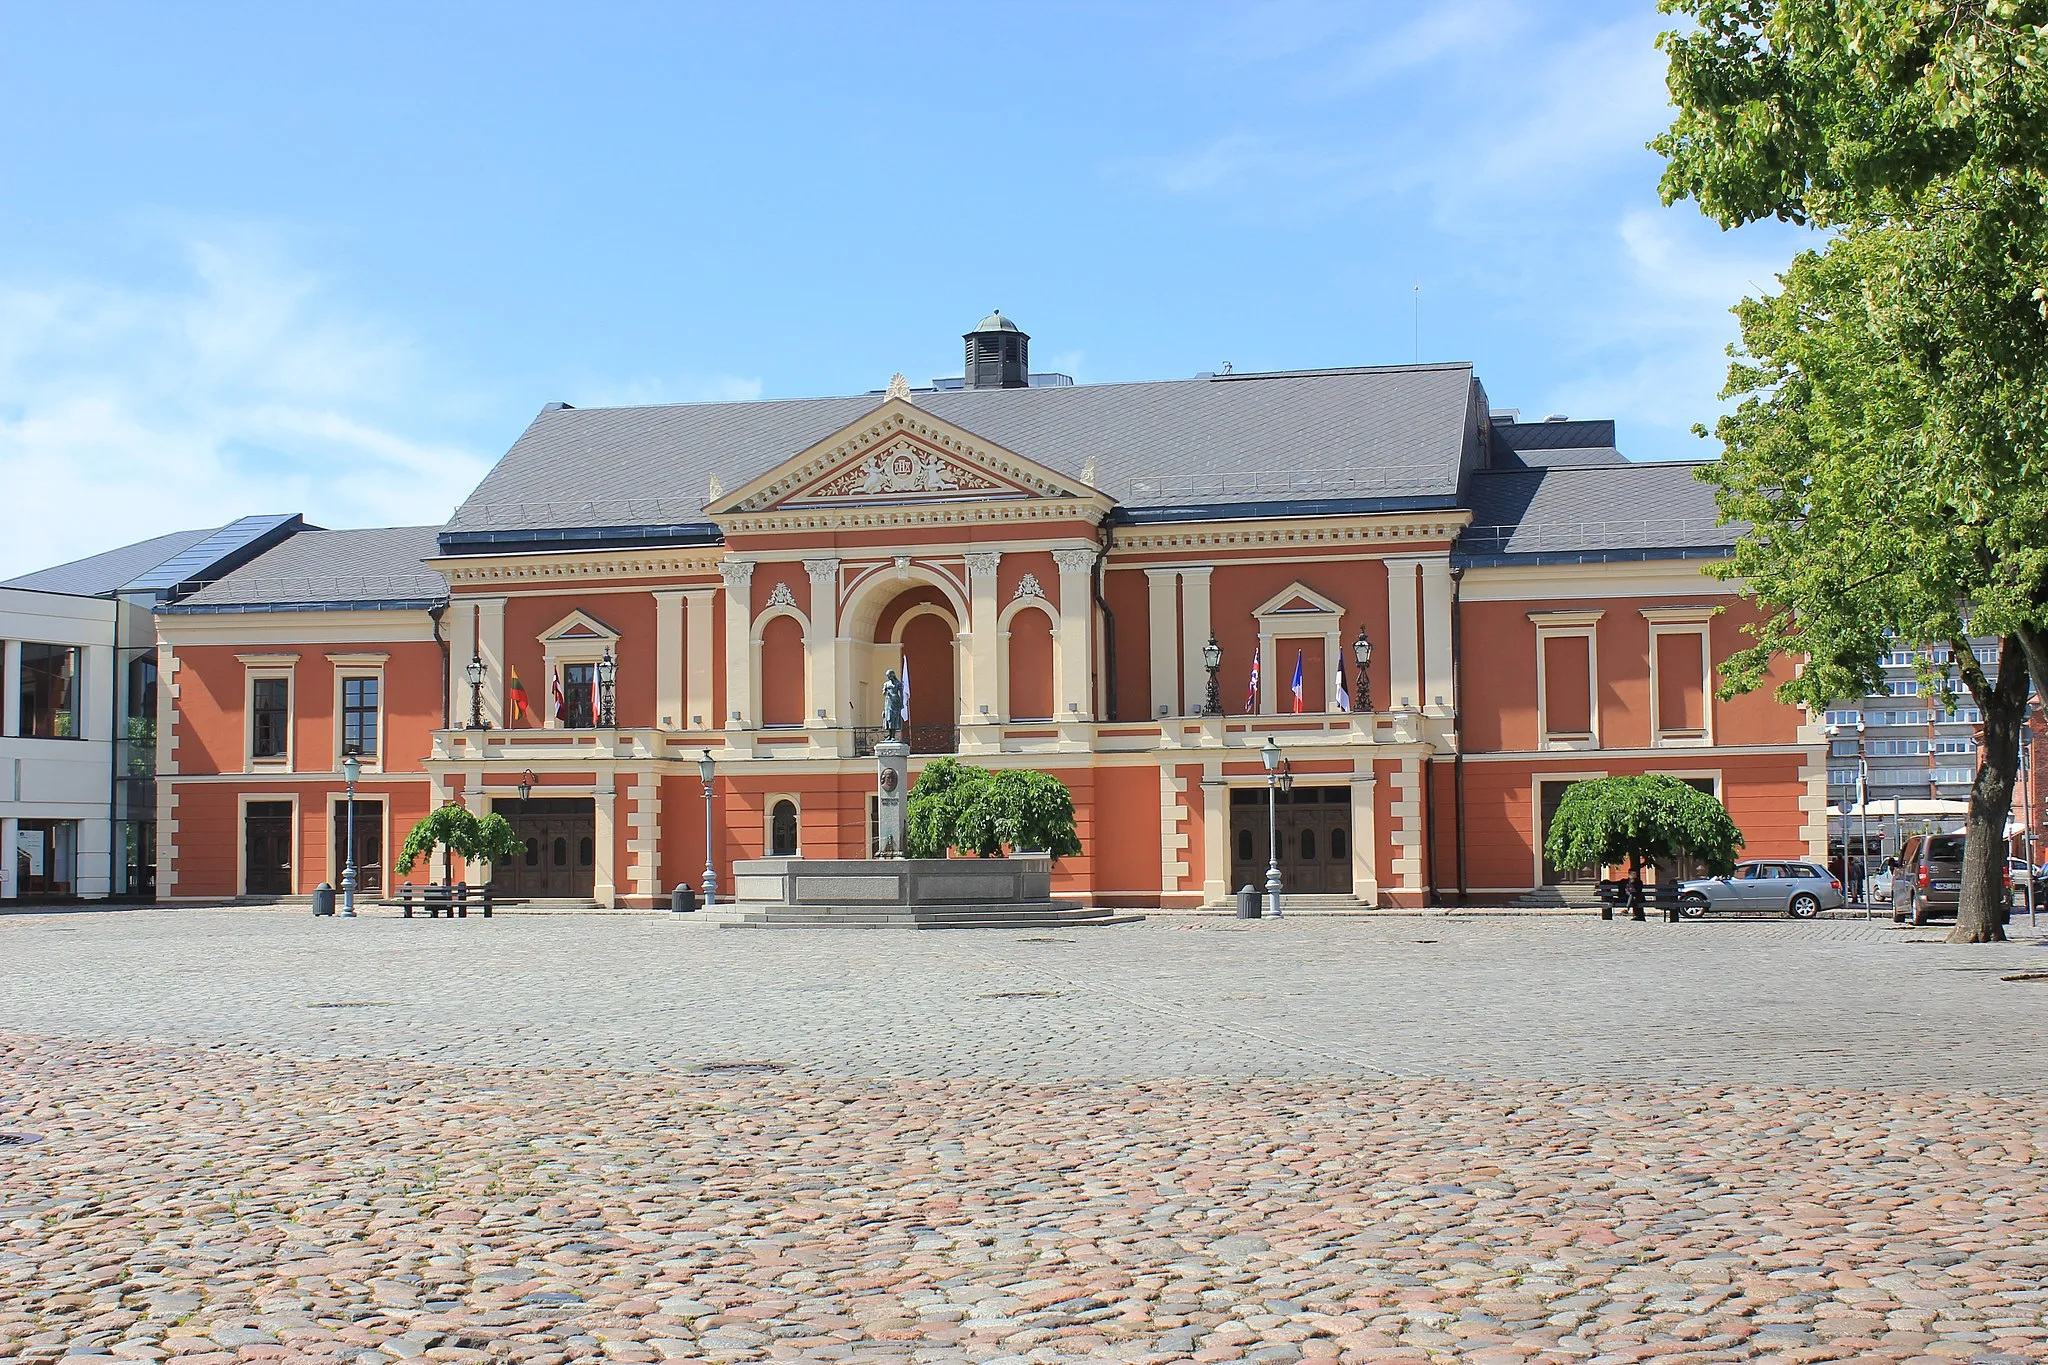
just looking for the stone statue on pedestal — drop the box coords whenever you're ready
[881,669,906,741]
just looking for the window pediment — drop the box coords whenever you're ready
[1253,582,1344,621]
[540,609,620,643]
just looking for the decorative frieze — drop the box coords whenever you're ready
[1012,573,1045,600]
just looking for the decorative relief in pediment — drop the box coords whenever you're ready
[795,437,1010,504]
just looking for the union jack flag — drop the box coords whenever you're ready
[1245,651,1260,713]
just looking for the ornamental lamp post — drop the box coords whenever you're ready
[597,649,618,728]
[698,748,719,906]
[1353,629,1374,715]
[465,653,489,730]
[341,751,362,918]
[1201,634,1224,716]
[1261,735,1284,920]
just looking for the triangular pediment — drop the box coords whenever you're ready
[1254,583,1344,619]
[541,609,619,642]
[706,397,1108,518]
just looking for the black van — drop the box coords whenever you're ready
[1889,833,2008,925]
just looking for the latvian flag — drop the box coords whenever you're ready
[1291,650,1306,714]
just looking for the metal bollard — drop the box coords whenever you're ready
[311,883,335,917]
[1236,884,1262,919]
[672,884,699,914]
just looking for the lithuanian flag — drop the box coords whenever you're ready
[506,667,531,724]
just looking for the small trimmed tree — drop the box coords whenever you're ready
[398,805,527,886]
[906,759,1081,859]
[1543,776,1744,918]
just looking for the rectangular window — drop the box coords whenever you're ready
[1933,767,1976,785]
[1932,738,1973,755]
[1888,678,1920,696]
[252,677,290,758]
[341,676,380,758]
[1654,631,1707,735]
[1823,709,1861,727]
[19,643,81,738]
[14,819,78,896]
[1541,635,1593,737]
[1829,768,1858,786]
[562,662,597,728]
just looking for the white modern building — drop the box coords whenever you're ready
[2,517,310,903]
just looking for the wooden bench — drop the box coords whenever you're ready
[380,884,524,918]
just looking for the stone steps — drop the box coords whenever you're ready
[1509,883,1602,909]
[694,902,1145,930]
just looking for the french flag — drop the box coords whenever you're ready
[1291,650,1305,714]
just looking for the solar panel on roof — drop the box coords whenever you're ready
[122,513,304,593]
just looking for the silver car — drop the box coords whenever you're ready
[1679,860,1847,918]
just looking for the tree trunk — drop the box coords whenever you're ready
[1951,636,2029,944]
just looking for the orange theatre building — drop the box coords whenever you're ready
[152,315,1825,909]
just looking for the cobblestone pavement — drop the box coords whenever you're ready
[3,911,2048,1365]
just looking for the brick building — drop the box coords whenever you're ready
[148,316,1823,908]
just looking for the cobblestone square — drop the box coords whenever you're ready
[3,911,2047,1365]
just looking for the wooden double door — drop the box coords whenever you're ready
[245,801,294,895]
[332,800,384,896]
[493,798,597,899]
[1229,786,1354,895]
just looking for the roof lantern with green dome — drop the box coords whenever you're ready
[963,310,1029,389]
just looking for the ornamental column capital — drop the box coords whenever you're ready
[719,558,756,589]
[965,551,1002,581]
[1051,547,1096,575]
[803,557,840,584]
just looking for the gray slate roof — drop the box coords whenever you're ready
[2,527,220,597]
[447,363,1481,540]
[1458,462,1737,564]
[161,526,447,614]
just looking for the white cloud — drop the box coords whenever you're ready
[565,373,764,410]
[0,234,491,580]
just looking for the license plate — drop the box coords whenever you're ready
[1934,881,1959,891]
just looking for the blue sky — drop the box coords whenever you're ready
[0,0,1817,578]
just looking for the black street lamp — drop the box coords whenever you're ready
[518,769,537,805]
[341,751,362,918]
[597,649,617,728]
[698,748,719,906]
[1353,629,1373,715]
[1201,634,1224,716]
[1261,736,1285,919]
[465,653,490,730]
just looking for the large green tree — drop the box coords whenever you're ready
[1656,0,2048,941]
[1544,775,1745,920]
[905,759,1082,860]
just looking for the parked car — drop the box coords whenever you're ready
[1865,866,1893,904]
[1678,860,1846,918]
[2009,857,2035,890]
[1891,833,2012,925]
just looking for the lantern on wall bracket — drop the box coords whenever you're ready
[464,653,490,730]
[1352,628,1374,715]
[597,649,617,728]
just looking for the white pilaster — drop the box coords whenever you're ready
[653,590,686,729]
[1383,556,1424,710]
[594,780,617,908]
[625,771,661,900]
[719,560,755,730]
[474,596,506,727]
[1201,769,1228,905]
[684,588,716,729]
[965,552,1001,724]
[1052,548,1095,721]
[1178,566,1213,717]
[1351,768,1380,904]
[445,600,474,727]
[1145,568,1179,718]
[1418,555,1453,715]
[805,558,841,727]
[1,639,19,736]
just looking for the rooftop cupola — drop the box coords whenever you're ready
[964,310,1030,390]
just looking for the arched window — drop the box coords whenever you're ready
[578,836,594,866]
[524,837,539,866]
[1301,829,1317,860]
[1238,829,1253,861]
[770,799,799,856]
[1331,827,1347,860]
[553,837,567,866]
